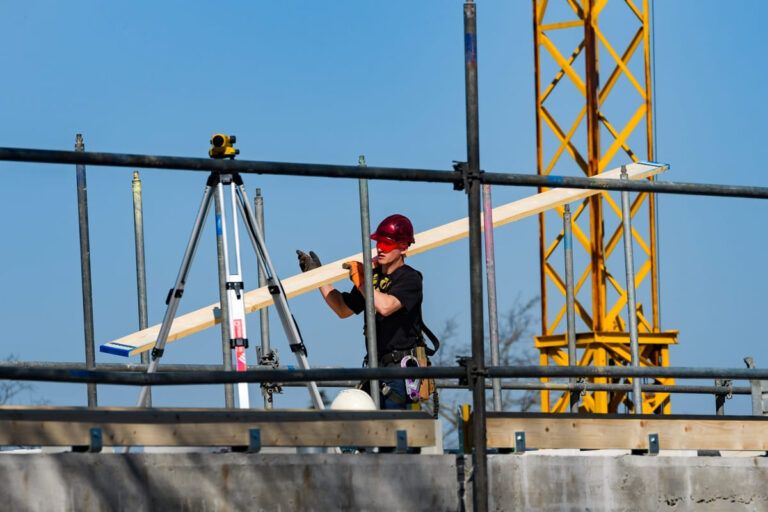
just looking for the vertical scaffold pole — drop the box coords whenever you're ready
[715,379,726,416]
[255,189,271,355]
[463,3,488,510]
[132,171,150,406]
[358,156,380,408]
[563,204,578,413]
[75,134,97,408]
[483,184,502,412]
[621,168,643,414]
[255,189,273,409]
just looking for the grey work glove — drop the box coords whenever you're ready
[296,250,322,272]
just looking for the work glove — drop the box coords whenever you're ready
[342,260,365,289]
[296,250,322,272]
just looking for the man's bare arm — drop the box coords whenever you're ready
[371,289,402,317]
[320,284,354,318]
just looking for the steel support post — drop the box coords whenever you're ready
[715,379,726,416]
[463,3,488,510]
[563,204,578,413]
[255,189,271,354]
[751,380,763,416]
[358,157,380,408]
[483,184,502,412]
[743,357,765,416]
[213,180,235,408]
[255,189,273,409]
[75,134,97,407]
[621,168,643,414]
[131,171,150,405]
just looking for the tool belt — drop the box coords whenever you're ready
[378,348,417,366]
[362,323,441,416]
[376,345,436,406]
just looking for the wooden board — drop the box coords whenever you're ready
[486,414,768,451]
[0,406,436,448]
[101,162,668,356]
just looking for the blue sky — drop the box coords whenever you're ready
[0,1,766,414]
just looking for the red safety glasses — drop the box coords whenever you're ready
[376,237,400,253]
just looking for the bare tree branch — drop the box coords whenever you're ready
[0,355,35,405]
[431,296,541,444]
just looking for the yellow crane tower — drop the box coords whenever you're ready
[532,0,678,414]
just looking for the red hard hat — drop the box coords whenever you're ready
[371,214,415,245]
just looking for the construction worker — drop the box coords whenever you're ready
[297,213,423,410]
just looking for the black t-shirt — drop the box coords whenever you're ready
[341,264,424,358]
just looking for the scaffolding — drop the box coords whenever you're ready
[3,3,768,511]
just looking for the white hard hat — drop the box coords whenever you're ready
[330,389,377,411]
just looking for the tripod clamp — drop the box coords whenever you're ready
[257,347,283,403]
[206,170,245,188]
[226,281,244,300]
[229,337,249,349]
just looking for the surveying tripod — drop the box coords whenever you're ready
[137,135,324,410]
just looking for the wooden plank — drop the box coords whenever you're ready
[101,162,667,356]
[486,415,768,451]
[0,406,436,447]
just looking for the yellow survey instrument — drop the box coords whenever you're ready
[208,133,239,159]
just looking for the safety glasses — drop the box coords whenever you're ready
[376,237,400,253]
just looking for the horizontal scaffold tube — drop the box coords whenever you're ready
[0,362,749,395]
[487,366,768,380]
[430,381,749,395]
[280,380,749,396]
[0,365,466,385]
[2,364,768,385]
[1,146,767,198]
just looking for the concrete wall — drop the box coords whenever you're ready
[0,453,464,512]
[488,453,768,511]
[2,452,768,511]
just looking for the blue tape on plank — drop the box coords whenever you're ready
[546,176,565,186]
[99,342,135,357]
[638,161,668,169]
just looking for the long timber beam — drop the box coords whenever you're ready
[0,406,436,448]
[485,413,768,451]
[101,162,666,357]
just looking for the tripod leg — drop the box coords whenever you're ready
[234,183,325,410]
[137,183,215,407]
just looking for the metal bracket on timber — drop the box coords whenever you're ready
[100,162,668,357]
[71,427,103,453]
[648,433,660,455]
